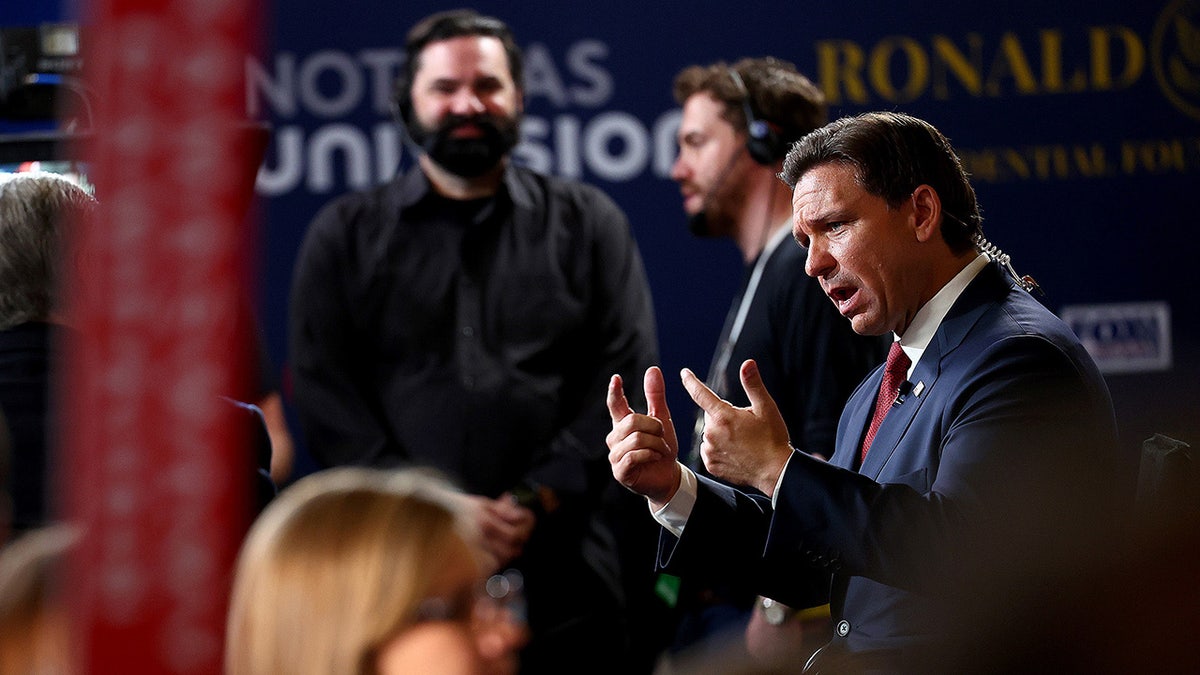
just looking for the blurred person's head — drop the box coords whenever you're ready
[0,525,79,675]
[225,467,526,675]
[671,57,825,237]
[0,172,95,331]
[393,10,523,180]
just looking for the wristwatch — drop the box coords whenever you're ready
[758,596,794,626]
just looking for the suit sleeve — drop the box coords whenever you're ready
[288,201,402,468]
[656,474,834,610]
[764,334,1118,596]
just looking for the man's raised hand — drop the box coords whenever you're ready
[605,367,682,508]
[682,359,793,495]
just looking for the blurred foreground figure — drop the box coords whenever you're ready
[225,467,526,675]
[0,525,78,675]
[0,172,94,537]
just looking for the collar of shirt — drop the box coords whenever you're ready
[394,163,533,215]
[894,253,989,378]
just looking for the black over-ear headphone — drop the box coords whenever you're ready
[727,68,781,166]
[391,64,414,130]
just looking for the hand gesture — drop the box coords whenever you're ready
[683,359,793,496]
[605,367,683,509]
[467,495,536,571]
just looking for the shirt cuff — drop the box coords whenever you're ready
[650,463,697,539]
[770,451,796,509]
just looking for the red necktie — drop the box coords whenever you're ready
[860,342,911,465]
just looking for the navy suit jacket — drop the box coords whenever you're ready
[659,263,1124,655]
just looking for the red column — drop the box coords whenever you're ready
[62,1,258,672]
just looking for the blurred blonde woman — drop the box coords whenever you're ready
[0,525,78,675]
[225,467,526,675]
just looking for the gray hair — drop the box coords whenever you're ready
[0,173,95,330]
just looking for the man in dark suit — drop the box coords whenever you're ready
[606,112,1124,670]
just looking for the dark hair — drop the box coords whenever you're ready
[393,9,523,124]
[780,111,982,252]
[673,56,826,158]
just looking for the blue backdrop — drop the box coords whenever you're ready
[7,0,1199,476]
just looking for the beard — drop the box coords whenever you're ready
[682,157,743,238]
[407,112,520,178]
[687,210,716,237]
[685,193,736,238]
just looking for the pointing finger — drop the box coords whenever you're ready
[739,359,782,416]
[680,367,729,414]
[607,373,633,423]
[644,366,678,456]
[644,366,670,421]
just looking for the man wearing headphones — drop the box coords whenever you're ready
[288,10,657,672]
[666,58,886,663]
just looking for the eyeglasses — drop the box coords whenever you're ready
[414,569,526,627]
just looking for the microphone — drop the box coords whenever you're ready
[893,380,914,406]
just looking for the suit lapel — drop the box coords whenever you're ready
[831,369,881,470]
[858,350,937,476]
[857,263,1014,477]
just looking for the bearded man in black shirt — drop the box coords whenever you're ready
[288,9,659,673]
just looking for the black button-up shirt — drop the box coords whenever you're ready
[289,164,658,499]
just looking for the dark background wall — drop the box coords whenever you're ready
[6,0,1198,476]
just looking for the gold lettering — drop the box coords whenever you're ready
[931,34,984,99]
[816,40,869,105]
[963,143,1112,182]
[1120,142,1136,173]
[1121,139,1186,173]
[1002,147,1031,179]
[1040,30,1088,93]
[869,37,929,103]
[1074,144,1108,176]
[959,149,999,182]
[1089,26,1144,90]
[817,24,1150,105]
[985,33,1040,95]
[1164,140,1183,171]
[1028,146,1070,179]
[1053,147,1071,178]
[1031,144,1110,179]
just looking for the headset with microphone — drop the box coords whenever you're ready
[726,67,782,166]
[687,68,783,235]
